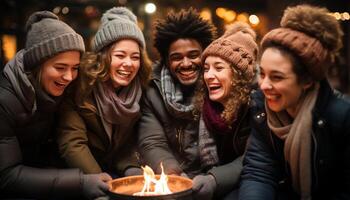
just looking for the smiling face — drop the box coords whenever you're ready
[40,50,80,97]
[167,38,202,86]
[109,39,141,89]
[258,47,311,117]
[203,56,233,105]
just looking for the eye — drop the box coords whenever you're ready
[188,52,200,59]
[258,71,265,79]
[270,75,283,81]
[131,55,140,61]
[203,66,209,72]
[72,66,79,71]
[54,66,65,71]
[215,65,224,71]
[113,53,125,59]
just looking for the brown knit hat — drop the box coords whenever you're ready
[261,4,343,80]
[202,22,258,78]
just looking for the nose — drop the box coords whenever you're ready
[62,69,74,82]
[204,68,215,80]
[181,57,191,67]
[259,77,272,90]
[122,57,132,67]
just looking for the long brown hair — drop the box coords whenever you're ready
[75,40,152,106]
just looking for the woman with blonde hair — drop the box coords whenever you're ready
[57,7,152,178]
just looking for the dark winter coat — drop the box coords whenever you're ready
[137,63,203,178]
[56,94,140,176]
[239,81,350,200]
[0,53,82,199]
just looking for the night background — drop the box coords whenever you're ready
[1,0,349,94]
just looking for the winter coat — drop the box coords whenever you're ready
[239,80,350,200]
[204,104,251,196]
[137,63,202,178]
[56,93,140,176]
[0,52,82,199]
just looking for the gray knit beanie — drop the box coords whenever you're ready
[93,7,145,52]
[23,11,85,71]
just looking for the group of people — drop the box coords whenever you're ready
[0,3,349,200]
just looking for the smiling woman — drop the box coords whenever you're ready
[192,21,258,200]
[56,7,152,184]
[0,10,111,200]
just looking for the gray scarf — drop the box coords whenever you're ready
[93,78,141,141]
[3,50,36,114]
[267,83,319,200]
[198,115,219,169]
[160,66,194,119]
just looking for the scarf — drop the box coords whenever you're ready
[266,83,319,200]
[202,98,233,134]
[198,98,238,169]
[3,50,60,115]
[93,78,141,141]
[160,66,194,119]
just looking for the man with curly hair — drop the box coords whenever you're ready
[137,7,216,182]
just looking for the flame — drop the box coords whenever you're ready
[133,163,172,196]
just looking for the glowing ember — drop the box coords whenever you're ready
[133,164,172,196]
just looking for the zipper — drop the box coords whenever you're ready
[176,127,183,153]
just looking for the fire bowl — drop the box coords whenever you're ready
[108,175,193,200]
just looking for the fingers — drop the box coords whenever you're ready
[192,175,204,191]
[99,173,113,182]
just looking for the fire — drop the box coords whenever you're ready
[133,164,172,196]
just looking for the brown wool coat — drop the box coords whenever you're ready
[56,94,139,175]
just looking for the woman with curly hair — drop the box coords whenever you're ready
[239,4,350,200]
[192,22,258,200]
[56,7,152,178]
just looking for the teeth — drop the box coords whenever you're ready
[265,94,278,100]
[117,70,131,76]
[179,70,195,75]
[210,86,221,91]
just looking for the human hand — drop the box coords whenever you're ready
[192,174,217,200]
[82,173,112,200]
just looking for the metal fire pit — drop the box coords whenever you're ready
[108,175,193,200]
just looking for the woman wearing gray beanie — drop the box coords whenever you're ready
[57,7,151,179]
[0,11,111,200]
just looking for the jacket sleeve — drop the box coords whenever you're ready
[331,106,350,200]
[0,108,83,199]
[209,155,243,196]
[137,91,182,175]
[239,126,281,200]
[56,98,102,174]
[114,134,140,175]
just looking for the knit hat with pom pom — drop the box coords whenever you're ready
[201,21,258,78]
[24,11,85,71]
[261,4,343,80]
[93,7,145,52]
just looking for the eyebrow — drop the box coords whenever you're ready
[169,49,200,57]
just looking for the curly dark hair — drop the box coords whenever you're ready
[154,7,217,60]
